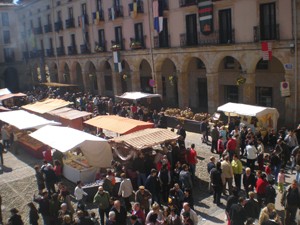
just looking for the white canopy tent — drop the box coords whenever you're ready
[0,110,60,130]
[217,102,279,130]
[116,92,162,100]
[29,125,112,168]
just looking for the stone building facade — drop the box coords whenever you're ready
[0,0,299,126]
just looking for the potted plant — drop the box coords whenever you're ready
[111,44,121,51]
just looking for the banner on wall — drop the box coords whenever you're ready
[198,0,214,35]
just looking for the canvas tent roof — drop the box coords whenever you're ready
[0,92,26,101]
[30,125,112,168]
[109,128,179,150]
[84,115,154,135]
[0,110,60,130]
[0,88,11,96]
[47,107,92,120]
[217,102,279,129]
[22,98,72,114]
[116,92,162,100]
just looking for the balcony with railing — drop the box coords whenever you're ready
[180,29,235,47]
[65,18,75,29]
[68,45,77,55]
[54,21,63,32]
[253,24,280,42]
[95,41,106,52]
[108,6,124,20]
[154,35,170,48]
[46,48,54,57]
[111,40,124,51]
[44,24,52,33]
[128,1,144,15]
[92,10,105,24]
[56,47,65,56]
[80,44,90,54]
[179,0,197,7]
[29,51,38,58]
[34,26,43,35]
[37,49,44,58]
[78,14,89,26]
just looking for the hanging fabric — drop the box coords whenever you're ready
[198,0,214,35]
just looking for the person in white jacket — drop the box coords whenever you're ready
[74,180,88,208]
[118,173,134,211]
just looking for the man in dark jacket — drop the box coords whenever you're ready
[281,180,300,225]
[145,169,160,205]
[210,161,223,206]
[244,191,260,220]
[110,200,127,225]
[229,197,247,225]
[242,167,256,198]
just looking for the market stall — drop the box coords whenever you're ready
[109,128,179,161]
[45,107,92,130]
[116,92,162,110]
[0,110,60,158]
[29,125,113,183]
[217,102,280,130]
[21,98,72,115]
[84,115,154,135]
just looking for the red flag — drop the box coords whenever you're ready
[261,42,272,61]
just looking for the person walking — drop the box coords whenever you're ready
[135,186,152,215]
[74,180,88,209]
[229,197,247,225]
[118,173,134,212]
[281,179,300,225]
[210,161,223,206]
[93,186,111,225]
[27,202,39,225]
[7,208,24,225]
[231,154,243,191]
[221,155,234,196]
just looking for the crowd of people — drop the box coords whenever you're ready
[1,86,300,225]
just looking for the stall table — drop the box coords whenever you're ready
[63,163,98,184]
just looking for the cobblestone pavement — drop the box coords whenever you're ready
[0,131,294,225]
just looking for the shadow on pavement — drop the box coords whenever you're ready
[2,165,12,173]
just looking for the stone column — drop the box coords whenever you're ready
[153,70,162,96]
[81,69,90,93]
[206,72,219,114]
[40,62,46,82]
[131,70,141,91]
[178,71,189,108]
[112,71,122,96]
[284,71,295,126]
[96,71,105,96]
[57,69,64,83]
[242,73,256,104]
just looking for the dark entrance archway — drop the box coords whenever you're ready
[3,67,19,92]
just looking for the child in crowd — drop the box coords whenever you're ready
[277,168,285,193]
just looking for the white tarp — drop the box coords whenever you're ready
[30,125,112,168]
[0,88,11,96]
[217,102,279,129]
[116,92,162,100]
[0,110,60,130]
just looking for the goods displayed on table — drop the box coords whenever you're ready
[16,130,44,150]
[164,108,211,121]
[63,151,92,171]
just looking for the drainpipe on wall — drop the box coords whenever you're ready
[293,0,298,124]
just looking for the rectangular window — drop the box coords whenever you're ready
[40,40,44,51]
[104,76,113,91]
[71,34,76,47]
[30,20,34,29]
[47,14,51,24]
[256,87,273,107]
[98,29,105,46]
[3,30,10,44]
[81,3,87,15]
[159,18,169,48]
[4,48,15,62]
[96,0,102,11]
[57,11,62,21]
[85,32,90,44]
[260,3,276,40]
[59,36,64,47]
[186,14,198,46]
[115,26,123,49]
[134,23,144,46]
[2,12,9,26]
[38,17,42,27]
[219,8,232,44]
[49,38,53,49]
[114,0,121,8]
[68,7,73,19]
[224,85,238,103]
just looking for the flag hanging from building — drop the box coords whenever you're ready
[113,51,122,73]
[153,0,164,33]
[261,42,272,61]
[198,0,213,35]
